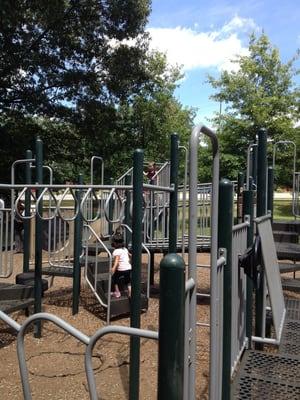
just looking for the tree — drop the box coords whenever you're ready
[0,1,194,183]
[0,0,151,116]
[208,33,300,185]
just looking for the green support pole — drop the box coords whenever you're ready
[237,172,244,224]
[72,174,83,315]
[267,166,274,222]
[150,250,155,286]
[243,189,254,348]
[252,144,258,186]
[23,150,32,273]
[34,138,43,338]
[169,133,179,253]
[158,253,185,400]
[124,174,132,246]
[218,178,233,400]
[108,177,114,236]
[255,129,267,350]
[129,149,144,400]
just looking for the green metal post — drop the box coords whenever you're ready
[72,174,83,315]
[243,190,254,348]
[158,253,185,400]
[252,144,258,186]
[218,179,233,400]
[237,172,244,224]
[255,129,267,350]
[169,133,179,253]
[267,166,274,221]
[23,150,32,273]
[108,177,114,236]
[150,250,155,286]
[124,174,132,246]
[129,149,144,400]
[34,138,43,338]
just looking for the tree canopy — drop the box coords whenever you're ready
[208,33,300,186]
[0,0,194,183]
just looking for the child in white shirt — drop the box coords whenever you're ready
[111,234,132,298]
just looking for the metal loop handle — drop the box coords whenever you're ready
[104,188,125,223]
[80,188,102,223]
[57,188,79,221]
[35,188,58,220]
[14,188,36,220]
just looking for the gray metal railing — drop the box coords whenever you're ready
[231,220,249,376]
[0,207,13,277]
[0,311,158,400]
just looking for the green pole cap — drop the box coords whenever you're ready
[160,253,185,271]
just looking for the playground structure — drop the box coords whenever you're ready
[0,126,299,399]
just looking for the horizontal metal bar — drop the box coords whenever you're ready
[0,183,175,193]
[254,214,272,224]
[251,335,279,345]
[197,293,210,298]
[197,264,210,269]
[196,322,210,327]
[232,221,250,232]
[143,183,175,192]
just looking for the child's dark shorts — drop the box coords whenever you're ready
[112,270,131,287]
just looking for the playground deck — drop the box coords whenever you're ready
[233,297,300,399]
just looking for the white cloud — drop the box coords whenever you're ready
[147,16,257,72]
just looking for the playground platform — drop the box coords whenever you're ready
[233,297,300,399]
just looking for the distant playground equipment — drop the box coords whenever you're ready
[272,140,299,217]
[0,126,299,399]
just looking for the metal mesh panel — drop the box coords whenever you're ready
[234,375,300,399]
[233,351,300,399]
[286,298,300,321]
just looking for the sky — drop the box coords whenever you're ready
[146,0,300,124]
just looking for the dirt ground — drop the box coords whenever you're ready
[1,253,299,400]
[0,252,212,400]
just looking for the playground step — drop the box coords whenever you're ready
[279,262,300,273]
[0,298,34,314]
[281,278,300,293]
[0,282,34,301]
[273,230,298,244]
[275,242,300,261]
[285,298,300,321]
[42,266,74,277]
[81,255,110,269]
[109,293,148,319]
[272,220,300,234]
[279,319,300,357]
[232,350,300,399]
[16,272,49,292]
[83,242,114,254]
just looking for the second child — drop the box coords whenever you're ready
[111,234,132,298]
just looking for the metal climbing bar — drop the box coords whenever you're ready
[187,124,220,400]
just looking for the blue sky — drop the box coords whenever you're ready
[146,0,300,124]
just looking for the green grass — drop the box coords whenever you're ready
[273,200,295,221]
